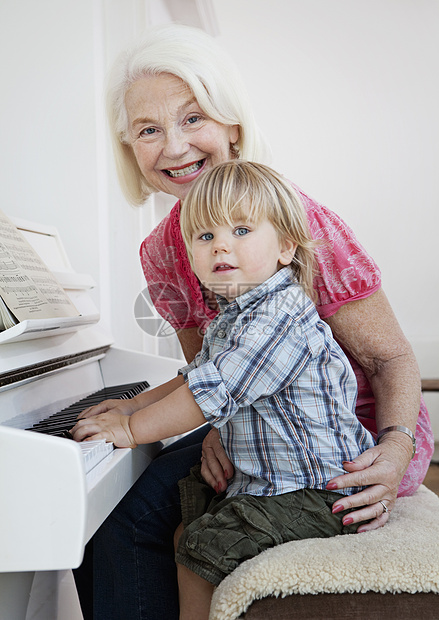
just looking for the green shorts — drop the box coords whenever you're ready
[176,463,358,586]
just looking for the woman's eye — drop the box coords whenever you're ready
[140,127,156,136]
[200,232,214,241]
[235,227,250,236]
[187,115,201,125]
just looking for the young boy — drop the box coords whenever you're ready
[71,161,375,620]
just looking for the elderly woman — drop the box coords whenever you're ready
[83,24,433,620]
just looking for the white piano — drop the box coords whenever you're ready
[0,218,182,620]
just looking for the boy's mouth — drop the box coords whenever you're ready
[214,263,235,272]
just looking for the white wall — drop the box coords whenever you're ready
[0,0,99,296]
[0,0,107,344]
[212,0,439,380]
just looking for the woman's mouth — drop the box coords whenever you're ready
[164,160,205,178]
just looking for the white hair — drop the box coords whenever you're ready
[106,23,271,204]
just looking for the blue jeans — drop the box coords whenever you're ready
[93,425,210,620]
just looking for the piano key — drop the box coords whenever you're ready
[79,439,115,474]
[25,380,149,446]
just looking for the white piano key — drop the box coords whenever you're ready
[79,439,114,474]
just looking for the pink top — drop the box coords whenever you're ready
[140,186,434,497]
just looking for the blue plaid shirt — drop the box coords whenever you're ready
[180,268,375,497]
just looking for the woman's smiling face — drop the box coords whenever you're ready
[125,73,239,200]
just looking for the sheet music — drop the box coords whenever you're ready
[0,210,80,330]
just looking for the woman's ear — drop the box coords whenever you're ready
[229,125,240,158]
[229,124,240,145]
[278,239,297,266]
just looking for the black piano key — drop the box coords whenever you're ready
[39,381,149,419]
[26,380,149,438]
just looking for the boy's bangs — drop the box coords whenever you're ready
[189,185,264,232]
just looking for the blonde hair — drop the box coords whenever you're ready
[180,161,318,299]
[106,24,271,205]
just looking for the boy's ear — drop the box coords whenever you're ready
[279,239,297,266]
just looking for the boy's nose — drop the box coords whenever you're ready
[213,237,230,254]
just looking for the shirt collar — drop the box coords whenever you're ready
[217,268,297,313]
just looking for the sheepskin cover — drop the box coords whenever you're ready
[209,485,439,620]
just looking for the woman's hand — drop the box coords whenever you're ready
[200,428,234,494]
[70,411,137,448]
[326,435,413,532]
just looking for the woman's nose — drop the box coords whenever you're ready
[162,128,190,158]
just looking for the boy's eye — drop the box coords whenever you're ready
[235,227,250,236]
[200,232,214,241]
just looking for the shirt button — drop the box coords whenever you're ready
[217,330,226,338]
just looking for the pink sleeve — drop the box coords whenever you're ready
[298,189,382,318]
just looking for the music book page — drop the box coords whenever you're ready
[0,210,80,331]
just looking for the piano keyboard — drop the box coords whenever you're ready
[26,380,149,473]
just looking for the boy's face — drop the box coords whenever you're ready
[191,217,295,301]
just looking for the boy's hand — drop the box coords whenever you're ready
[70,412,137,448]
[77,398,138,420]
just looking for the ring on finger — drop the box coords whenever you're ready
[379,500,388,514]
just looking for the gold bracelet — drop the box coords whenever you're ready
[377,425,416,460]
